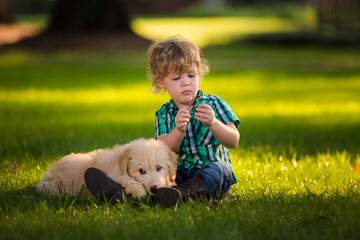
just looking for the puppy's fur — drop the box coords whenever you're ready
[37,138,178,198]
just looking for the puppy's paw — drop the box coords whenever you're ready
[124,184,147,198]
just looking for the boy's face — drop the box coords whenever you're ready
[157,63,200,108]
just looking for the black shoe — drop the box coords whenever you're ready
[153,187,181,208]
[177,174,206,199]
[154,174,206,208]
[84,167,123,205]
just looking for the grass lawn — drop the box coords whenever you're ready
[1,14,360,239]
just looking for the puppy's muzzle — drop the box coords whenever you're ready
[150,185,158,193]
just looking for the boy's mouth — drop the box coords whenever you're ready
[182,90,193,95]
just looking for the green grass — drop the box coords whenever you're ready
[1,44,360,239]
[1,27,360,240]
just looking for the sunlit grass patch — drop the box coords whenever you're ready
[1,70,359,118]
[132,17,311,47]
[231,150,360,195]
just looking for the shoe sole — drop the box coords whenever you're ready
[84,167,123,204]
[153,187,181,208]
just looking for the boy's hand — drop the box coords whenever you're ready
[195,104,215,127]
[175,108,190,132]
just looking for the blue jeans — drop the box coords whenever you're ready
[176,161,236,198]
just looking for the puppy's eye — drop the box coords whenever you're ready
[139,169,146,175]
[156,166,162,172]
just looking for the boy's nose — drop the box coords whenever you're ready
[182,77,190,86]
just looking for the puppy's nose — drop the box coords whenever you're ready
[150,185,158,193]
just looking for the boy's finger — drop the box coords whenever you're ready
[179,120,189,124]
[179,108,189,113]
[196,105,212,111]
[177,116,189,122]
[195,115,208,122]
[194,116,206,124]
[195,112,208,118]
[178,119,189,124]
[195,108,211,114]
[197,104,211,109]
[194,115,203,121]
[179,111,190,116]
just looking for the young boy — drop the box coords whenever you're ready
[148,37,240,207]
[84,37,240,207]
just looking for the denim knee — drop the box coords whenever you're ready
[195,161,235,198]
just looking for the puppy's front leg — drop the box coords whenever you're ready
[117,175,147,198]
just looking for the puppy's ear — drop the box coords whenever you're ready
[166,148,178,183]
[167,148,178,167]
[118,147,131,175]
[167,162,176,183]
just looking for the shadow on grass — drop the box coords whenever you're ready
[0,186,158,215]
[240,116,360,156]
[0,63,148,90]
[238,32,360,48]
[0,186,91,214]
[1,185,360,240]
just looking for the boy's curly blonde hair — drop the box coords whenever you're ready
[147,36,209,92]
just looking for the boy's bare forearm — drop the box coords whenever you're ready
[157,128,185,152]
[209,119,240,148]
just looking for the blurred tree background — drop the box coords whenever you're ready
[0,0,359,48]
[1,1,360,239]
[0,0,13,23]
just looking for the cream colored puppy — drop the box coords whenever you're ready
[37,138,178,198]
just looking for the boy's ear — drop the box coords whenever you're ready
[155,78,165,88]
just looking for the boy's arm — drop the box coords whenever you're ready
[157,108,189,152]
[195,104,240,148]
[157,128,185,152]
[209,120,240,148]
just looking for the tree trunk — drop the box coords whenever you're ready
[314,0,360,34]
[0,0,13,23]
[47,0,132,33]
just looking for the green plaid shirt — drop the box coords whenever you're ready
[155,90,240,176]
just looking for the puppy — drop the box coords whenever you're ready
[36,138,178,198]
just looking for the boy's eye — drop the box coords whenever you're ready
[188,74,195,78]
[172,76,180,81]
